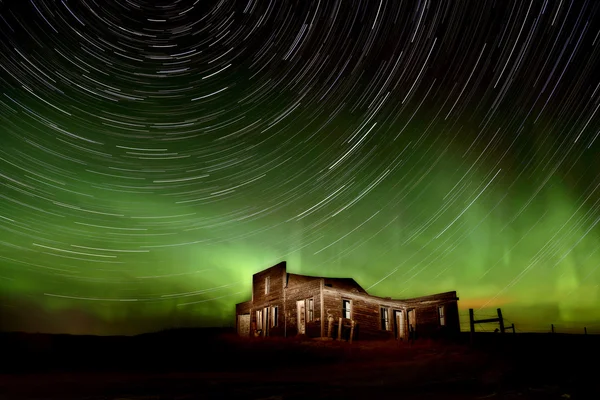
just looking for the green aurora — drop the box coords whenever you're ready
[0,0,599,335]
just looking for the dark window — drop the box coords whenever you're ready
[307,298,314,321]
[380,307,390,330]
[325,283,332,287]
[342,299,351,319]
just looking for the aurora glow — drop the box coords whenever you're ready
[0,0,599,335]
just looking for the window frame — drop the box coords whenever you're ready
[438,305,445,326]
[342,299,352,319]
[265,276,270,295]
[380,306,391,331]
[407,308,416,332]
[306,298,314,322]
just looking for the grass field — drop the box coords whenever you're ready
[0,329,598,399]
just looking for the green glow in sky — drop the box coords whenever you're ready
[0,1,599,335]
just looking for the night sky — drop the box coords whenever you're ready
[1,0,599,336]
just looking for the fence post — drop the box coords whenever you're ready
[337,317,343,340]
[551,324,555,334]
[349,320,356,343]
[584,327,587,335]
[497,308,505,334]
[511,323,515,335]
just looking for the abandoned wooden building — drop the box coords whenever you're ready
[235,261,460,341]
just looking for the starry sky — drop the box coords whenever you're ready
[0,0,599,336]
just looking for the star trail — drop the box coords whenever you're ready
[0,0,599,335]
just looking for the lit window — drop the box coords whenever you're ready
[342,299,351,319]
[307,298,314,321]
[438,306,445,326]
[271,306,278,327]
[265,276,270,294]
[380,307,390,330]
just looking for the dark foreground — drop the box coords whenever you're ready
[1,329,598,399]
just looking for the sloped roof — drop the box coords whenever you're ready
[322,277,367,293]
[285,272,367,293]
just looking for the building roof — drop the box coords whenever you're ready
[248,262,458,303]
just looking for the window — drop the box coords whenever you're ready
[265,276,270,294]
[256,309,263,331]
[408,309,415,332]
[307,298,314,322]
[438,306,445,326]
[342,299,351,319]
[380,307,390,330]
[271,306,278,327]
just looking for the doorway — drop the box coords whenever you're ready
[296,300,306,334]
[264,306,269,336]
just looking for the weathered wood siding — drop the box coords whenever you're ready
[444,300,460,332]
[248,262,287,336]
[322,288,402,340]
[235,301,252,336]
[236,300,252,315]
[404,291,460,339]
[237,314,250,336]
[284,277,322,337]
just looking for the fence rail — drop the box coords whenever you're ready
[458,309,598,335]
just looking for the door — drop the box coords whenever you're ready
[394,310,405,340]
[256,309,263,336]
[264,307,269,336]
[297,300,306,334]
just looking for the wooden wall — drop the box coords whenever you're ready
[235,301,252,336]
[322,289,461,341]
[235,263,460,341]
[246,262,287,337]
[284,277,322,337]
[405,292,461,339]
[322,288,400,340]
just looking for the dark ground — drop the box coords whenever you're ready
[0,329,598,399]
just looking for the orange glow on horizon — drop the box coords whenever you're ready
[458,297,513,310]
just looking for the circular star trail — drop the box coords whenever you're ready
[0,0,599,335]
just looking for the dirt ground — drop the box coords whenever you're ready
[0,332,597,399]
